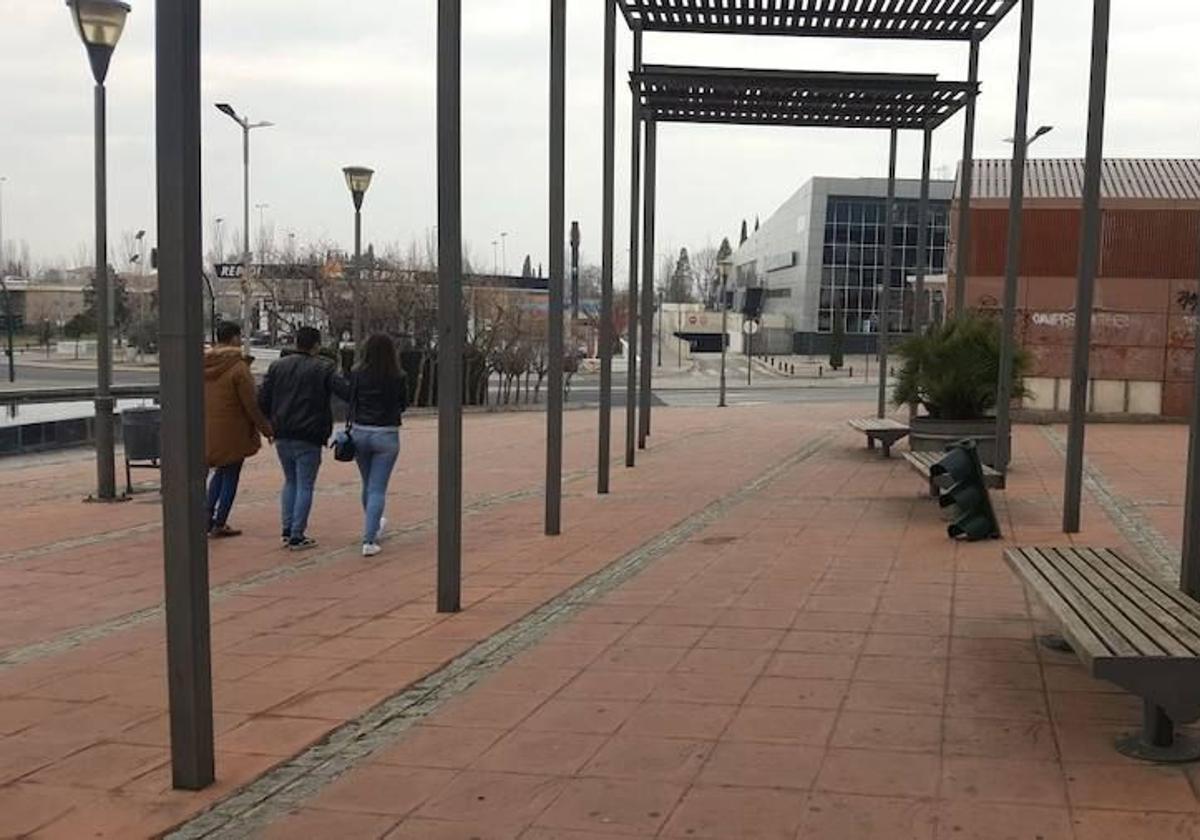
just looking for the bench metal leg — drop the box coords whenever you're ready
[866,436,876,451]
[881,441,891,458]
[1116,701,1200,763]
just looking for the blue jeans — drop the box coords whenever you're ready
[206,460,243,529]
[353,426,400,544]
[276,439,322,541]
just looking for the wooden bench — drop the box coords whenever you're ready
[1004,546,1200,762]
[848,418,910,458]
[904,450,1006,496]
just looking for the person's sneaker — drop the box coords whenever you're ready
[288,537,318,551]
[377,517,388,540]
[362,543,382,558]
[208,525,242,538]
[281,531,291,545]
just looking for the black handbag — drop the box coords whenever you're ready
[332,377,357,462]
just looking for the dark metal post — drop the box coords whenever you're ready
[1182,312,1200,596]
[954,38,980,315]
[657,288,663,368]
[746,321,752,386]
[3,282,14,383]
[353,207,363,348]
[719,267,728,407]
[997,0,1036,475]
[156,0,214,790]
[638,118,656,450]
[625,27,643,467]
[240,123,251,354]
[570,221,580,320]
[437,0,463,611]
[93,83,117,501]
[878,128,898,419]
[913,124,932,338]
[598,0,615,492]
[1063,0,1110,533]
[546,0,565,536]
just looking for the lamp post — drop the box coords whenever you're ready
[500,231,509,275]
[68,0,130,502]
[343,166,374,349]
[215,102,272,352]
[1004,124,1055,147]
[718,256,731,407]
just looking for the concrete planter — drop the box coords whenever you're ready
[909,417,1006,468]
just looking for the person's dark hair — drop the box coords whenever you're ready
[295,327,321,353]
[357,333,400,381]
[216,321,241,345]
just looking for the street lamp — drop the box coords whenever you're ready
[343,165,374,348]
[718,255,732,407]
[68,0,130,502]
[1005,125,1054,146]
[500,231,509,275]
[215,102,273,350]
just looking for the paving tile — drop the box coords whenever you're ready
[830,711,942,753]
[432,690,547,731]
[371,725,505,769]
[305,765,459,818]
[261,808,399,840]
[943,716,1059,760]
[934,801,1074,840]
[620,702,737,740]
[724,705,837,746]
[217,714,338,756]
[385,817,521,839]
[815,748,941,798]
[1064,762,1200,812]
[0,782,84,836]
[519,699,637,736]
[766,652,857,681]
[854,655,946,685]
[660,785,807,840]
[744,677,848,710]
[416,771,566,826]
[648,671,757,706]
[1071,809,1200,840]
[798,792,936,840]
[590,645,686,672]
[674,647,772,676]
[844,681,944,715]
[533,777,683,836]
[861,633,948,658]
[778,630,866,654]
[581,735,710,783]
[559,670,662,702]
[941,756,1068,805]
[696,741,824,789]
[473,731,607,775]
[26,742,165,790]
[619,624,706,648]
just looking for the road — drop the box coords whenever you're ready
[0,363,159,391]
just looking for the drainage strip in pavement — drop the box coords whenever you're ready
[166,431,836,840]
[1039,426,1179,580]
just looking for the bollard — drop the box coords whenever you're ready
[849,366,854,378]
[818,365,823,378]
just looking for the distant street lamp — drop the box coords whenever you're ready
[68,0,130,502]
[342,166,374,348]
[215,102,273,350]
[500,231,509,275]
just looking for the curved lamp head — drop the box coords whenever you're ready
[67,0,131,85]
[342,166,374,210]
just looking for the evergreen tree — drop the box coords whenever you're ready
[755,216,760,232]
[666,248,695,303]
[521,255,534,278]
[739,219,748,245]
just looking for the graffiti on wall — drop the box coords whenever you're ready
[1179,290,1199,314]
[1030,312,1132,330]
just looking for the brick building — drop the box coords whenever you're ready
[952,158,1200,418]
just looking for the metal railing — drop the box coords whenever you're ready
[0,384,159,406]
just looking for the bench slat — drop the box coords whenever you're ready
[1051,548,1192,657]
[1019,547,1151,657]
[1086,548,1200,651]
[849,418,908,432]
[1006,548,1119,664]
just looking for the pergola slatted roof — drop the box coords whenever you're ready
[617,0,1019,41]
[633,65,976,130]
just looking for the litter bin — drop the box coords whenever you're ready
[122,406,162,494]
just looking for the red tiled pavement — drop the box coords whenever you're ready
[2,403,1200,837]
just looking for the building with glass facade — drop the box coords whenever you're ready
[731,176,953,354]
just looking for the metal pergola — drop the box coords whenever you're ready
[605,0,1021,470]
[627,65,976,435]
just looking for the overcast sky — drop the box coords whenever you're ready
[3,2,1199,277]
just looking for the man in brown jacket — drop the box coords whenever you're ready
[205,322,273,537]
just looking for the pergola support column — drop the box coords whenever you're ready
[625,28,643,467]
[877,128,898,419]
[598,0,616,493]
[996,0,1036,474]
[1063,0,1112,533]
[545,0,565,536]
[638,118,657,450]
[954,37,980,315]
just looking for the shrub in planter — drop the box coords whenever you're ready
[892,313,1030,420]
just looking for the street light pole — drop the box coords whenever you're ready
[69,0,130,503]
[718,257,730,407]
[215,103,272,352]
[343,166,374,351]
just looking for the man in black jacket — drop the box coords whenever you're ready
[258,327,347,550]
